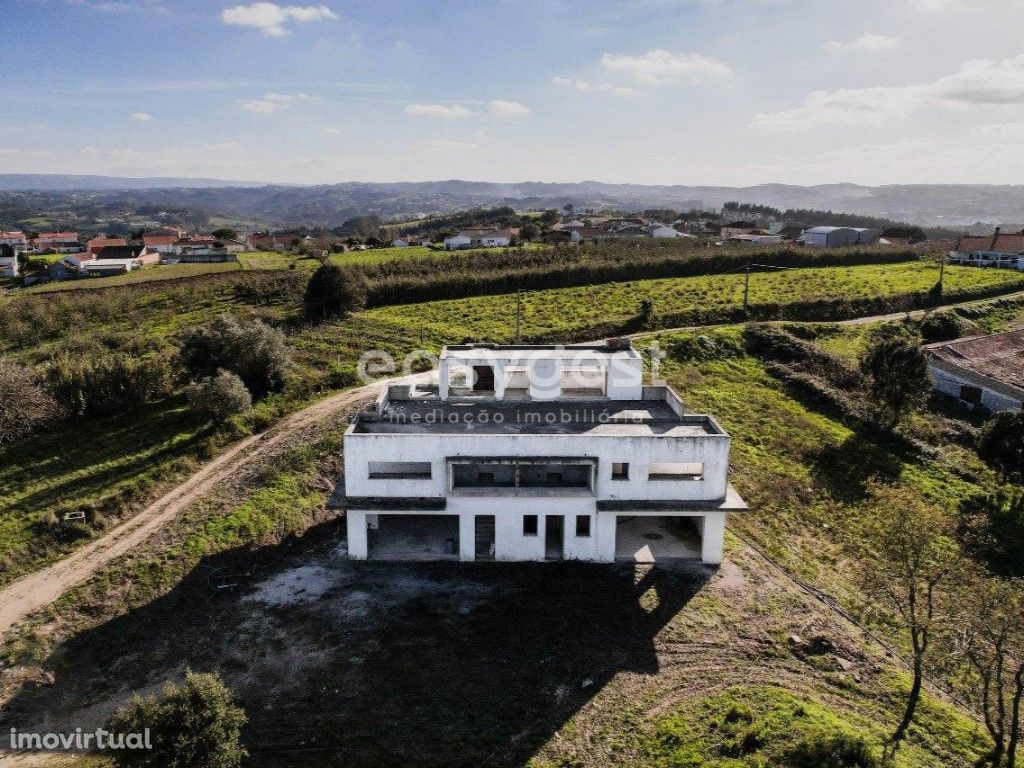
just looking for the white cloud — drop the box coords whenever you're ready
[221,3,337,37]
[600,50,732,85]
[552,77,639,97]
[754,55,1024,129]
[421,139,480,150]
[823,33,903,55]
[971,122,1024,137]
[487,99,530,116]
[404,104,475,118]
[130,112,154,122]
[238,92,308,113]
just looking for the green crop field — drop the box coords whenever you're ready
[367,262,1024,341]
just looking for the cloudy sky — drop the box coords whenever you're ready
[5,0,1024,185]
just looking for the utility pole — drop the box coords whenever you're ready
[514,289,522,344]
[742,263,751,314]
[938,255,946,294]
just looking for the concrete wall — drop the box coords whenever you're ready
[929,364,1024,413]
[344,431,732,502]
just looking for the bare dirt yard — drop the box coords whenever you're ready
[0,520,962,767]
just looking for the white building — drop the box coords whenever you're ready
[651,225,682,238]
[444,230,514,250]
[0,231,28,254]
[0,251,19,278]
[925,330,1024,413]
[339,341,747,565]
[949,231,1024,270]
[801,226,878,248]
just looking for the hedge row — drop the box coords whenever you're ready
[362,248,921,308]
[517,277,1024,344]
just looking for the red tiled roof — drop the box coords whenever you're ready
[87,237,128,253]
[0,231,26,240]
[35,231,78,240]
[957,233,1024,253]
[143,235,178,246]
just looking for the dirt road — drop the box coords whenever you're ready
[2,286,1021,638]
[0,374,422,637]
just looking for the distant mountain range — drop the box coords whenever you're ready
[0,175,1020,229]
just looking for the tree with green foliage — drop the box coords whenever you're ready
[303,263,367,322]
[859,325,931,430]
[0,359,61,444]
[179,315,290,397]
[978,411,1024,483]
[107,671,247,768]
[858,482,961,755]
[211,228,238,240]
[185,370,252,424]
[519,222,539,241]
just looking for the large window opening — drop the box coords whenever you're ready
[450,458,595,492]
[560,367,606,398]
[368,461,432,479]
[648,462,704,481]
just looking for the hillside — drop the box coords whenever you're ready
[2,176,1024,229]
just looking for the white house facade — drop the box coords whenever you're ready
[338,341,747,565]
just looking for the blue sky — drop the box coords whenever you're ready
[5,0,1024,185]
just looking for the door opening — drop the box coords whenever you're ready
[475,515,496,561]
[472,365,495,392]
[544,515,564,560]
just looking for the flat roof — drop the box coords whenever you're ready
[352,399,723,437]
[441,342,640,361]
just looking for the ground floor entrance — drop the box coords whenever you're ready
[366,514,460,561]
[346,508,727,565]
[613,516,702,563]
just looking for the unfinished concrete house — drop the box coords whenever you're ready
[337,341,747,565]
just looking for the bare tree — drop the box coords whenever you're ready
[858,481,961,754]
[952,574,1024,767]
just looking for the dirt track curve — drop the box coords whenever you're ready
[2,287,1022,638]
[0,374,423,637]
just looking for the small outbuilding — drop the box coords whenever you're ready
[925,330,1024,413]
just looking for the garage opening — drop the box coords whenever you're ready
[367,515,460,560]
[615,516,701,563]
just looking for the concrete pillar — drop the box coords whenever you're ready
[594,512,618,563]
[700,513,725,565]
[459,514,475,561]
[493,362,506,400]
[529,358,563,401]
[438,359,450,400]
[346,511,368,559]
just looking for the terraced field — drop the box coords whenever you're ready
[368,262,1024,341]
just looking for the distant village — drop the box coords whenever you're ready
[1,205,1022,284]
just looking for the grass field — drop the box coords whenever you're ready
[2,319,1001,767]
[367,262,1024,341]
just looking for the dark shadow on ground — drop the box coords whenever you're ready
[803,430,911,503]
[2,518,712,767]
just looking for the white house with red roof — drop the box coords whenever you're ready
[86,236,128,255]
[32,231,83,253]
[0,231,28,253]
[950,229,1024,270]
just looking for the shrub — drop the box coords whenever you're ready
[669,334,745,363]
[919,312,965,343]
[977,410,1024,482]
[304,263,367,321]
[186,371,252,424]
[107,671,247,768]
[41,352,173,420]
[179,315,290,397]
[0,359,62,444]
[859,325,931,429]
